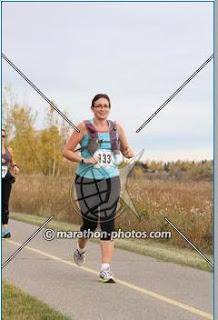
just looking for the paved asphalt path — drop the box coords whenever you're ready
[2,219,213,320]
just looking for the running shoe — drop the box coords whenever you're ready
[2,228,11,238]
[73,249,86,266]
[99,268,115,283]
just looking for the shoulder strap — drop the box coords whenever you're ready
[84,120,98,140]
[84,120,99,154]
[108,120,119,151]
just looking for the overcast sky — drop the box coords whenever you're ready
[2,2,213,161]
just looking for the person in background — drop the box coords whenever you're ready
[2,128,19,238]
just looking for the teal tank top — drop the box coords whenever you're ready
[76,119,120,180]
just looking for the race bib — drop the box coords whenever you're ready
[94,149,113,168]
[2,165,8,178]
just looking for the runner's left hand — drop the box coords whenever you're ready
[123,147,135,159]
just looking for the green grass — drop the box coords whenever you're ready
[10,212,212,272]
[2,281,71,320]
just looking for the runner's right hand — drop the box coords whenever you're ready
[84,156,98,165]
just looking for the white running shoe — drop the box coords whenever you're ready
[73,249,86,267]
[99,267,115,283]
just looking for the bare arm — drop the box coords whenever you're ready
[117,124,135,158]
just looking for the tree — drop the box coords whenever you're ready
[38,126,63,176]
[9,104,39,173]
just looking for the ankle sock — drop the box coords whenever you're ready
[101,263,110,271]
[77,243,86,254]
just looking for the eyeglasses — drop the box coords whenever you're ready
[93,104,110,109]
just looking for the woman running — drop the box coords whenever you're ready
[2,128,19,238]
[63,93,134,283]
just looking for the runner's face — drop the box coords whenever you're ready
[92,98,110,120]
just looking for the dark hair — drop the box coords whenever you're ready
[91,93,111,109]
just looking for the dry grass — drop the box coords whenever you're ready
[11,174,212,253]
[118,178,212,252]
